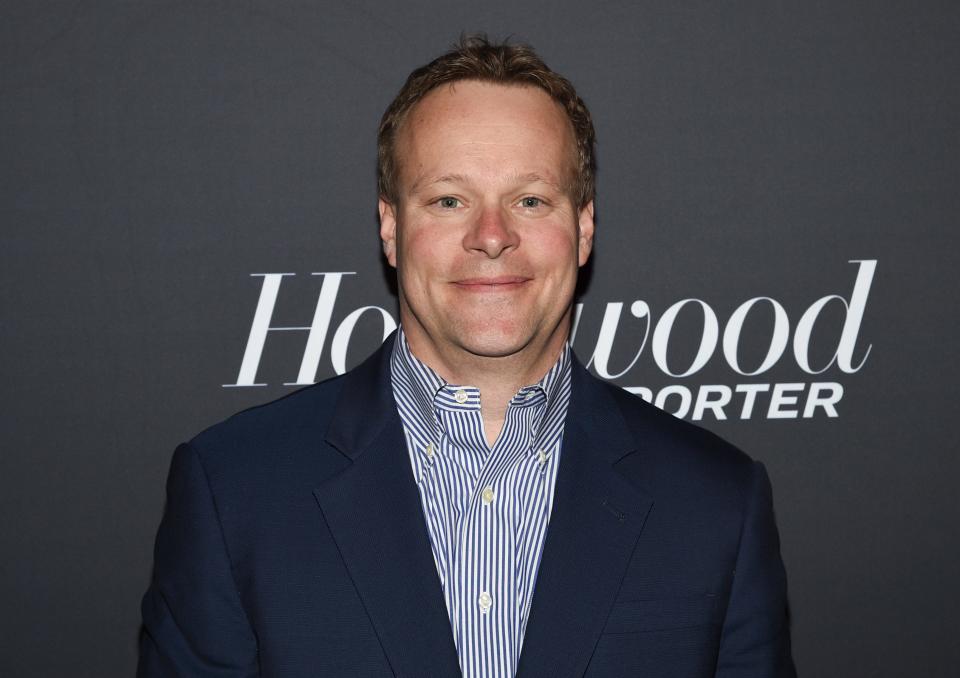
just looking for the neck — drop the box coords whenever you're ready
[401,318,570,446]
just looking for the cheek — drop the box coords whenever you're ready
[529,230,580,274]
[399,227,455,281]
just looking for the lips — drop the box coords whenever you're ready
[453,275,531,291]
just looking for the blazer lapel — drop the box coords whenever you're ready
[516,360,654,678]
[314,335,462,678]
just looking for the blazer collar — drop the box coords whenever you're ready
[318,333,653,678]
[317,331,463,677]
[516,353,654,678]
[323,330,400,460]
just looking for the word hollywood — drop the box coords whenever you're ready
[226,260,876,422]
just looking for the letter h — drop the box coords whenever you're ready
[224,272,353,387]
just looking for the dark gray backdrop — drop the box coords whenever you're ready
[3,1,958,676]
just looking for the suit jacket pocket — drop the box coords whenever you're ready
[601,594,720,634]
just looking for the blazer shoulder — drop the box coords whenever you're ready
[600,377,757,485]
[189,372,348,468]
[181,337,396,489]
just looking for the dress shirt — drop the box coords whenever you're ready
[390,328,572,678]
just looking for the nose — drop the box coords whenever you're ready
[462,205,519,258]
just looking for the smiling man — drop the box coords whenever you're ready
[379,78,593,447]
[139,36,796,678]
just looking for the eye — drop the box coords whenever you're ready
[436,196,461,209]
[519,196,543,209]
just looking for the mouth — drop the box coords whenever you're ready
[452,276,532,291]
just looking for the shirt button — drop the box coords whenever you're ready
[478,591,492,613]
[537,448,548,466]
[454,389,468,404]
[481,486,495,505]
[425,443,435,459]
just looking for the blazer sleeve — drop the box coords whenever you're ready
[715,461,797,678]
[138,442,259,677]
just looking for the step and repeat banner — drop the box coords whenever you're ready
[3,1,957,676]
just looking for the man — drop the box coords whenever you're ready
[139,36,796,677]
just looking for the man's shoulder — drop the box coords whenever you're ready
[588,374,757,488]
[187,372,350,470]
[181,337,395,488]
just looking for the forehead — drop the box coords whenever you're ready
[395,80,576,191]
[408,79,569,128]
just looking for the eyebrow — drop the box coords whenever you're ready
[409,173,468,193]
[409,172,566,195]
[514,172,566,193]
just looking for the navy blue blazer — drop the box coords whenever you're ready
[139,334,796,677]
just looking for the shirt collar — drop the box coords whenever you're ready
[390,326,571,442]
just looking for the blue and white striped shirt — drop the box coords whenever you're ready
[390,328,572,678]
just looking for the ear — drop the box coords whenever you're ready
[378,197,398,268]
[577,200,595,267]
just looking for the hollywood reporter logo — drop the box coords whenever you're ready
[226,260,876,422]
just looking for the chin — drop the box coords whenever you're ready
[454,327,534,359]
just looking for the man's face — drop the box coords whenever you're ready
[379,80,594,364]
